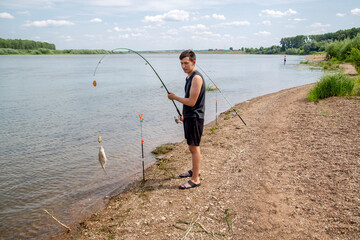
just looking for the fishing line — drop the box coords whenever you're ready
[197,64,247,126]
[92,48,182,119]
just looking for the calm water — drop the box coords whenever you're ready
[0,54,323,239]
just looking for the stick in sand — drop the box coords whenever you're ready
[182,215,200,240]
[44,209,71,232]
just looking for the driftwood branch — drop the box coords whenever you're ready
[44,209,71,232]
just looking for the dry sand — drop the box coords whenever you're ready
[53,82,360,240]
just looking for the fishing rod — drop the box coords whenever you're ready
[196,64,247,126]
[93,47,182,118]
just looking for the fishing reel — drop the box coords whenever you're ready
[174,116,182,124]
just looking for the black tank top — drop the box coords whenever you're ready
[182,70,205,119]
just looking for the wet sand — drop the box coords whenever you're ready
[53,81,360,239]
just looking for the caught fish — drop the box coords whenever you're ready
[98,146,107,172]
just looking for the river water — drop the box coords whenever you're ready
[0,53,323,239]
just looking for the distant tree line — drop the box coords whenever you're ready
[280,27,360,52]
[0,38,115,55]
[0,38,56,50]
[243,27,360,56]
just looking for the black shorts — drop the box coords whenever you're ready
[183,117,204,146]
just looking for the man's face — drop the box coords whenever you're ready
[180,57,195,74]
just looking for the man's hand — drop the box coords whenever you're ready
[168,92,177,101]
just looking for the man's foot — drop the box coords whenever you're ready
[179,170,200,178]
[179,180,201,189]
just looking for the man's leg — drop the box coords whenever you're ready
[189,145,201,184]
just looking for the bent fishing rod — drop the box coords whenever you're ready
[196,64,246,126]
[93,48,182,118]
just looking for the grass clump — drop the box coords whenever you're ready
[307,73,355,101]
[151,143,174,155]
[352,77,360,96]
[209,124,219,134]
[206,84,217,91]
[224,115,231,120]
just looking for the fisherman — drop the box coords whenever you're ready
[168,50,205,189]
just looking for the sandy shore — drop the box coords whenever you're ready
[304,54,326,62]
[55,83,359,239]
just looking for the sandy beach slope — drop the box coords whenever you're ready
[60,83,359,239]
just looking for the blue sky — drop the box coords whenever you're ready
[0,0,359,51]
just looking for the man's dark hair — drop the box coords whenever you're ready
[179,49,196,62]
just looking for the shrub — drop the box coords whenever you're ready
[307,73,355,101]
[206,84,217,91]
[0,48,20,54]
[326,41,341,59]
[338,38,352,60]
[352,77,360,96]
[38,48,50,54]
[31,50,41,55]
[285,48,301,55]
[349,48,360,72]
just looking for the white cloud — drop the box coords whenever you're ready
[293,18,306,22]
[191,30,223,41]
[90,0,131,7]
[309,22,331,28]
[113,27,132,32]
[24,19,74,27]
[259,8,297,18]
[262,20,271,26]
[84,34,96,38]
[59,35,73,42]
[336,13,345,17]
[143,9,189,24]
[181,24,207,31]
[285,25,295,29]
[212,13,225,20]
[166,29,179,35]
[0,12,14,19]
[214,21,250,28]
[201,15,211,20]
[90,18,102,23]
[255,31,271,36]
[308,22,331,34]
[17,11,30,16]
[351,8,360,16]
[112,27,146,38]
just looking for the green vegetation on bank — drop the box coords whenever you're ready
[307,73,358,101]
[205,84,217,91]
[151,143,174,155]
[326,35,360,72]
[0,38,55,50]
[0,48,111,55]
[300,34,360,73]
[245,27,360,55]
[300,58,340,71]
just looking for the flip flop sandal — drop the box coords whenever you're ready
[179,180,201,189]
[179,170,200,178]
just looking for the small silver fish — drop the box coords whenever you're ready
[98,146,107,172]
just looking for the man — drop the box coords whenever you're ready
[168,50,205,189]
